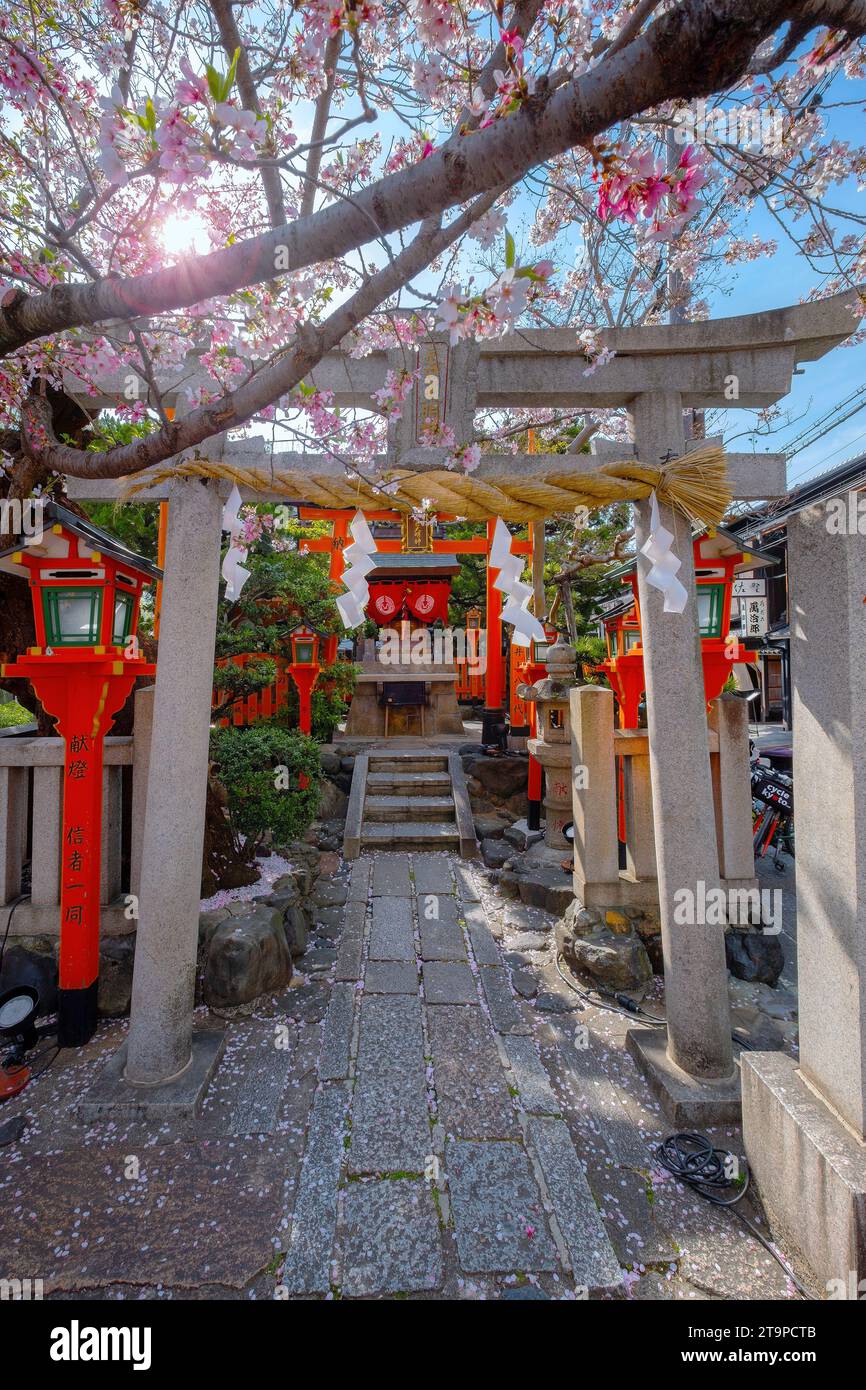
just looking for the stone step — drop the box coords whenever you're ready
[366,771,453,796]
[360,822,461,849]
[368,755,449,774]
[364,795,456,823]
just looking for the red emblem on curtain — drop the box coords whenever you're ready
[369,583,405,622]
[405,583,449,624]
[368,581,450,625]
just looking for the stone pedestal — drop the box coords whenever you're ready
[344,669,465,737]
[625,393,734,1113]
[743,503,866,1293]
[520,637,575,850]
[570,687,619,901]
[526,739,571,848]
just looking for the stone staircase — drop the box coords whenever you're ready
[344,748,478,859]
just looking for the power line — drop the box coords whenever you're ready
[783,384,866,469]
[788,425,866,483]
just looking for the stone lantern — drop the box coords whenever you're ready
[518,635,576,849]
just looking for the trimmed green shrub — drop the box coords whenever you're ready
[210,725,321,850]
[0,700,35,729]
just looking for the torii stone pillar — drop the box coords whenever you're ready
[624,392,738,1122]
[742,502,866,1294]
[81,476,226,1116]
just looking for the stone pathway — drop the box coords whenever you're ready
[0,845,802,1301]
[278,848,800,1301]
[280,851,620,1298]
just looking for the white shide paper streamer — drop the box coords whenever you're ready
[639,491,688,614]
[336,510,378,629]
[489,517,546,647]
[220,484,251,601]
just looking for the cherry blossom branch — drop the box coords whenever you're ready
[209,0,287,227]
[566,419,601,453]
[301,32,343,218]
[6,0,855,357]
[20,191,501,479]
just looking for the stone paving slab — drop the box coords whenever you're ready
[582,1157,677,1267]
[335,927,365,981]
[502,1035,559,1115]
[372,854,413,896]
[0,1136,291,1293]
[364,960,419,994]
[319,982,356,1081]
[283,1082,350,1294]
[453,864,481,901]
[478,965,532,1034]
[197,1018,294,1138]
[349,1068,431,1174]
[419,918,467,961]
[356,994,425,1072]
[427,1005,519,1139]
[416,892,461,925]
[340,1180,443,1295]
[548,1021,654,1169]
[348,859,371,901]
[340,898,367,932]
[446,1139,559,1273]
[411,854,455,896]
[228,1028,297,1136]
[422,960,478,1005]
[369,897,415,960]
[527,1116,623,1293]
[464,913,501,966]
[668,1191,792,1300]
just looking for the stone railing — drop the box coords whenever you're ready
[0,686,153,938]
[570,688,755,908]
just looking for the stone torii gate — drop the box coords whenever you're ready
[67,292,858,1137]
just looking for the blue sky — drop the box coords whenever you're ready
[705,89,865,486]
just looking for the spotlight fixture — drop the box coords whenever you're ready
[0,985,39,1052]
[0,986,42,1101]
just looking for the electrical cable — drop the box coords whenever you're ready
[655,1132,817,1300]
[555,952,757,1046]
[554,954,808,1291]
[1,1039,60,1085]
[0,894,29,982]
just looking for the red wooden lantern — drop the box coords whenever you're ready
[286,623,321,738]
[598,527,773,728]
[0,503,158,1046]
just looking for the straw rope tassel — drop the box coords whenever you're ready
[121,444,730,528]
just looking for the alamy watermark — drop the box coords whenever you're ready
[827,1271,866,1300]
[672,100,784,153]
[824,490,866,535]
[1,1275,43,1300]
[673,881,782,934]
[50,1321,152,1370]
[377,624,487,676]
[0,497,45,544]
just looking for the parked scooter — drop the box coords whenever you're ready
[750,739,794,867]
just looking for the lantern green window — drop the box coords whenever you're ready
[113,591,134,643]
[42,587,103,646]
[696,583,726,637]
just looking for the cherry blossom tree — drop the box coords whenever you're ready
[0,0,864,497]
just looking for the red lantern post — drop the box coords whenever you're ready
[0,504,158,1046]
[5,650,153,1044]
[287,626,321,788]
